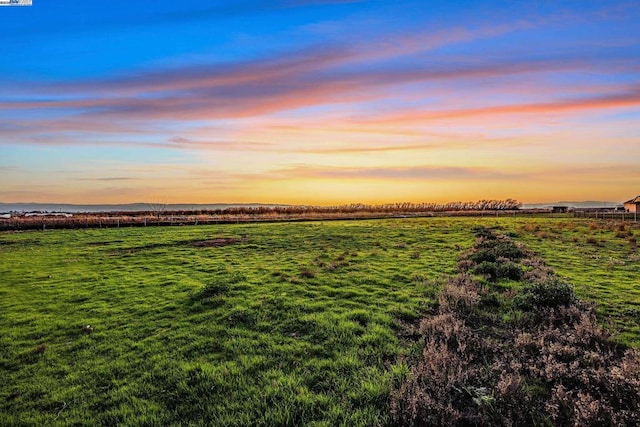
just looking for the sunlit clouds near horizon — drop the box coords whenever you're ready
[1,0,639,204]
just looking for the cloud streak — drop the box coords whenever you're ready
[3,55,637,126]
[262,165,525,181]
[359,87,640,124]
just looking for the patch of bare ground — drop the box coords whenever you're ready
[190,237,243,248]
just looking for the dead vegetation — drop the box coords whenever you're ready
[189,237,242,247]
[1,199,525,230]
[390,227,640,426]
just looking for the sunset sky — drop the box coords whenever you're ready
[1,0,639,205]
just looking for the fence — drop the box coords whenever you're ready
[2,209,635,231]
[573,211,638,221]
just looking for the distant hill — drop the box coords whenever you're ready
[522,201,621,209]
[0,203,294,213]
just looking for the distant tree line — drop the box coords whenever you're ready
[194,199,523,216]
[88,199,521,217]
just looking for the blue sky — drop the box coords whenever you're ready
[1,0,639,204]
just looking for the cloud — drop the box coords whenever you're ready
[43,45,351,96]
[166,137,273,151]
[2,13,639,153]
[359,87,640,124]
[75,177,137,182]
[264,164,525,181]
[3,56,633,125]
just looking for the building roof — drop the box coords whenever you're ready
[624,195,640,204]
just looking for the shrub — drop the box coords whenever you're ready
[469,249,497,263]
[471,226,498,239]
[522,258,555,283]
[472,261,523,281]
[497,261,524,281]
[471,261,499,278]
[491,241,526,260]
[392,245,640,427]
[515,278,575,310]
[437,275,480,316]
[467,235,526,266]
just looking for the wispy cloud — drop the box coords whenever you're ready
[75,177,137,182]
[357,87,640,124]
[165,137,274,151]
[262,164,525,181]
[3,56,635,125]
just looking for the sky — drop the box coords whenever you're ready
[0,0,639,205]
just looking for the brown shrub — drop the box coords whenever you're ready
[391,232,640,426]
[436,275,480,316]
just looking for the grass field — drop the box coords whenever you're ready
[1,217,638,425]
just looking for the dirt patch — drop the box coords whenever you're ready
[190,238,242,248]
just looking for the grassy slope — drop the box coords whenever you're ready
[0,217,638,425]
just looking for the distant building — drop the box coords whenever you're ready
[623,196,640,213]
[552,206,568,213]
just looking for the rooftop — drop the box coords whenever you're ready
[624,196,640,204]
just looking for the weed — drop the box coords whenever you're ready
[586,237,600,246]
[193,281,230,300]
[300,268,316,279]
[32,343,46,355]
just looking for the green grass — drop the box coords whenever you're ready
[0,217,638,425]
[508,218,640,345]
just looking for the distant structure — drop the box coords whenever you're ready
[623,196,640,213]
[551,206,569,213]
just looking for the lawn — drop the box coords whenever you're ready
[0,217,638,425]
